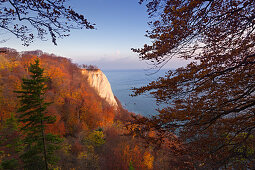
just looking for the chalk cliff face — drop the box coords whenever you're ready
[82,69,118,109]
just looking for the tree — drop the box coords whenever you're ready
[0,114,22,169]
[131,0,255,168]
[83,129,105,147]
[0,0,94,46]
[81,64,98,70]
[16,59,62,169]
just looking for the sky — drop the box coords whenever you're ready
[1,0,189,70]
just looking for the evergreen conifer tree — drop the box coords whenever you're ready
[16,59,62,170]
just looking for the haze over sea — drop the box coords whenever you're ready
[104,69,168,117]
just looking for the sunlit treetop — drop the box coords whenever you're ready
[0,0,95,46]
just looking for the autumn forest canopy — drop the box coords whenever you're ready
[0,0,255,169]
[0,49,162,169]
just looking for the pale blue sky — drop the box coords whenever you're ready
[1,0,188,70]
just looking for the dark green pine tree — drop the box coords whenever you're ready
[15,59,62,170]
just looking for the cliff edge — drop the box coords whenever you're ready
[82,69,118,109]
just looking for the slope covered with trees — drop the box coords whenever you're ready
[0,48,117,135]
[0,48,182,169]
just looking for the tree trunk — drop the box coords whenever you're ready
[41,118,48,170]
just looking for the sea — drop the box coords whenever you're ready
[103,69,168,117]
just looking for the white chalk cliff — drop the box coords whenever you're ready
[82,69,118,109]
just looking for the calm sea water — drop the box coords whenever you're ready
[104,69,168,117]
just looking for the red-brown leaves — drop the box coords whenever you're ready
[134,0,255,168]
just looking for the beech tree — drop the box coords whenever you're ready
[131,0,255,169]
[16,59,62,169]
[0,0,94,46]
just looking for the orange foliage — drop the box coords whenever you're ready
[143,151,154,169]
[0,49,117,136]
[45,106,65,136]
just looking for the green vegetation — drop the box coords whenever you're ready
[83,129,105,147]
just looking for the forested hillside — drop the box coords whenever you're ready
[0,48,183,169]
[0,48,118,134]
